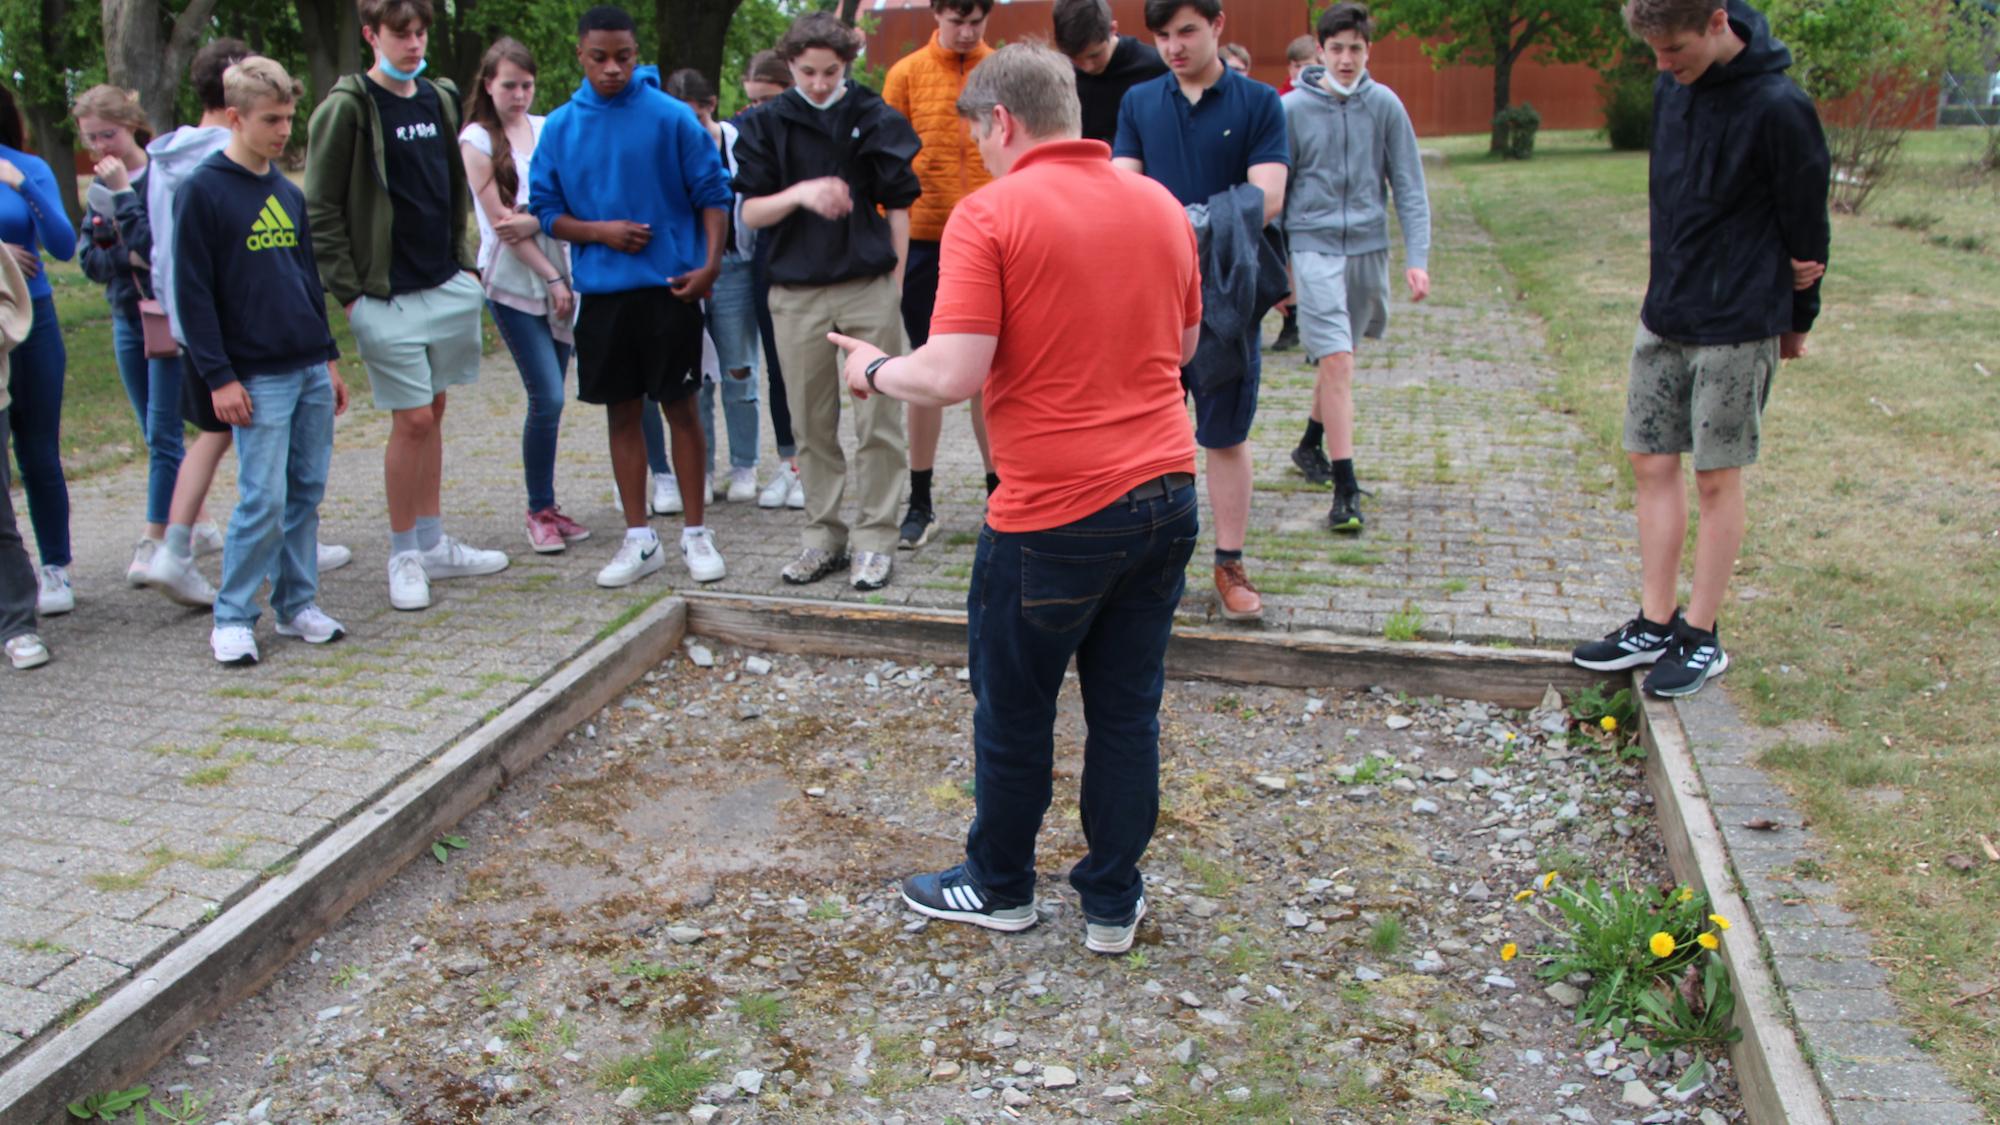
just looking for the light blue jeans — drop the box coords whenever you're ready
[643,255,760,476]
[110,305,187,526]
[215,366,335,628]
[486,301,571,512]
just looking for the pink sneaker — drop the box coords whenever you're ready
[548,506,591,543]
[526,508,567,554]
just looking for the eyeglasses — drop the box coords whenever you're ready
[84,129,125,144]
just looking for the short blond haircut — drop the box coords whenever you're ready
[72,85,151,141]
[956,42,1081,140]
[223,56,303,114]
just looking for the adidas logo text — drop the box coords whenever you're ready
[246,195,298,251]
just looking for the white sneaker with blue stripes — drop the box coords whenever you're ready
[900,866,1037,932]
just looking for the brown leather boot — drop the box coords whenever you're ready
[1213,560,1264,622]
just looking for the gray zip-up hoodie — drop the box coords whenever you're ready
[146,124,232,344]
[1280,68,1430,270]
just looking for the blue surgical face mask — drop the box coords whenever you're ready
[378,54,428,82]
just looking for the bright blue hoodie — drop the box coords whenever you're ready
[530,66,733,295]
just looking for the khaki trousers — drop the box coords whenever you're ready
[769,275,909,555]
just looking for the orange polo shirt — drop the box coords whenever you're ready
[930,139,1201,533]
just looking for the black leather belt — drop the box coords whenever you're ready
[1120,472,1195,503]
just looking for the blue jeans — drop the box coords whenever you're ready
[487,301,572,512]
[6,295,69,567]
[110,305,187,526]
[215,366,335,628]
[961,481,1200,922]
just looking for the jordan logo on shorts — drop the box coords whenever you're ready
[246,195,298,251]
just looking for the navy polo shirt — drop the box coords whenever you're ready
[1112,66,1289,206]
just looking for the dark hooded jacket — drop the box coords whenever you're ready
[731,81,924,288]
[1643,0,1830,345]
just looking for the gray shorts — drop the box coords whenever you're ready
[1293,249,1389,359]
[349,271,484,412]
[1623,323,1777,471]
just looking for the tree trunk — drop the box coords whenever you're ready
[296,0,363,105]
[103,0,223,133]
[1489,54,1514,154]
[428,0,486,100]
[657,0,746,83]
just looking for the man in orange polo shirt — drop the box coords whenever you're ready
[882,0,999,551]
[832,43,1201,957]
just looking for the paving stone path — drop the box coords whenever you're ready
[0,160,1636,1064]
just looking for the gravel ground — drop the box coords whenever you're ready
[135,641,1744,1125]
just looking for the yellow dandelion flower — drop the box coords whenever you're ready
[1505,732,1518,742]
[1697,932,1720,950]
[1501,943,1518,962]
[1679,887,1694,903]
[1709,914,1731,931]
[1649,932,1676,958]
[1600,715,1619,732]
[1540,871,1559,890]
[1514,889,1535,902]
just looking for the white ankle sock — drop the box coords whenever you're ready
[626,526,658,544]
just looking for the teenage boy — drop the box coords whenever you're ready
[1283,2,1431,533]
[1114,0,1287,623]
[176,57,350,665]
[1052,0,1167,144]
[1571,0,1827,698]
[884,0,999,550]
[830,43,1201,955]
[530,5,733,587]
[735,12,922,592]
[1279,34,1314,93]
[307,0,507,613]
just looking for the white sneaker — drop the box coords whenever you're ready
[758,463,797,509]
[787,473,806,510]
[726,467,758,503]
[275,604,346,644]
[6,633,50,669]
[682,529,726,583]
[191,521,226,557]
[651,472,683,516]
[211,624,259,665]
[317,541,353,572]
[597,535,666,588]
[37,565,73,616]
[127,538,159,587]
[388,551,431,611]
[144,548,217,607]
[705,474,716,502]
[419,534,509,579]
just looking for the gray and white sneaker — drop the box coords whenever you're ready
[275,605,346,644]
[191,521,226,557]
[597,535,666,588]
[419,534,509,579]
[781,546,849,585]
[6,633,50,670]
[127,538,159,587]
[388,551,431,611]
[317,541,353,572]
[682,529,726,583]
[726,466,758,503]
[651,472,683,516]
[852,550,893,591]
[210,624,259,666]
[37,565,72,616]
[901,866,1038,933]
[1085,896,1149,955]
[144,548,217,607]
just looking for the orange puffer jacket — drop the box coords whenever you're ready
[882,33,995,241]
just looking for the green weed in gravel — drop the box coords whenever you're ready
[597,1025,716,1111]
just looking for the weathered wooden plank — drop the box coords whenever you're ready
[0,599,688,1125]
[1638,684,1832,1125]
[682,592,1607,708]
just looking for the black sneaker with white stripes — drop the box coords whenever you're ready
[900,865,1038,933]
[1644,620,1730,698]
[1571,611,1678,671]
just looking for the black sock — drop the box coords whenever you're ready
[1215,547,1243,566]
[1301,420,1325,451]
[1640,610,1676,632]
[985,472,1001,495]
[909,468,933,509]
[1332,458,1358,494]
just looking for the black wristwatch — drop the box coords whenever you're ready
[864,355,892,393]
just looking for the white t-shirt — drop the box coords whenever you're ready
[460,116,543,272]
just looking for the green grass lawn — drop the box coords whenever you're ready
[1439,126,2000,1112]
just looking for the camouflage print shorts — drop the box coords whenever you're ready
[1623,323,1778,471]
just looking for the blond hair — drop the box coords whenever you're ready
[223,56,303,113]
[956,42,1081,140]
[72,85,151,142]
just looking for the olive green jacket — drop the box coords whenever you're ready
[303,73,476,307]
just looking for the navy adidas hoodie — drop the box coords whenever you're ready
[173,150,340,390]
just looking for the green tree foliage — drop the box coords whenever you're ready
[1365,0,1626,153]
[0,0,104,218]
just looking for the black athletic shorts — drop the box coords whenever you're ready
[574,287,704,407]
[179,360,231,433]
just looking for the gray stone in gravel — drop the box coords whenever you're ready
[1169,1039,1196,1064]
[990,1029,1019,1048]
[1344,786,1380,801]
[1463,880,1492,902]
[1699,1111,1725,1125]
[314,1005,343,1022]
[1621,1080,1658,1108]
[1411,798,1441,816]
[615,1085,646,1108]
[1385,715,1414,730]
[733,1069,764,1095]
[1354,966,1384,982]
[1042,1065,1077,1088]
[667,926,705,945]
[1001,1087,1032,1107]
[444,956,489,978]
[1224,1086,1252,1102]
[687,1106,721,1125]
[1176,991,1204,1008]
[744,656,773,676]
[931,1060,961,1079]
[1284,909,1310,928]
[1412,953,1445,974]
[688,645,715,668]
[1546,982,1584,1006]
[1184,898,1221,919]
[1103,1085,1135,1103]
[1253,774,1289,792]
